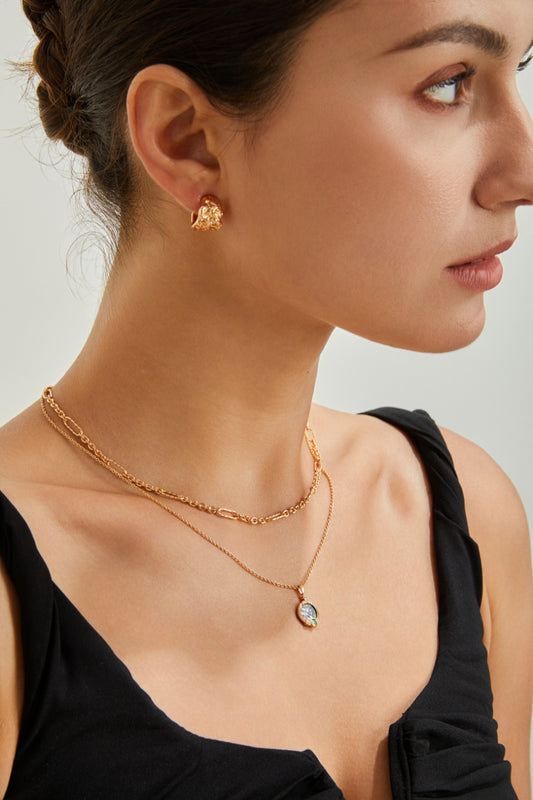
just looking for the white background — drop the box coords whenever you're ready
[1,6,532,534]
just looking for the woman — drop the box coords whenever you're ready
[0,0,532,798]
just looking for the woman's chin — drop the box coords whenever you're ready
[349,306,487,355]
[400,312,487,355]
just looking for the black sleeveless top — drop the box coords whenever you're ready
[0,409,517,799]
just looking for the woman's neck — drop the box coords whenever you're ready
[55,235,333,513]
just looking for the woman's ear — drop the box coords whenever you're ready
[126,64,222,214]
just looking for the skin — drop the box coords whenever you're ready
[1,0,533,798]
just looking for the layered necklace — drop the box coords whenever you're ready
[41,387,334,628]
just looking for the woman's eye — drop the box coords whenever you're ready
[423,68,475,106]
[518,52,533,72]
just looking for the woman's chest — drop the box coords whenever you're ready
[53,536,439,800]
[59,575,438,800]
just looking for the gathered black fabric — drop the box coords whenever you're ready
[0,409,517,799]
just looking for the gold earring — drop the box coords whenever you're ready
[191,195,223,231]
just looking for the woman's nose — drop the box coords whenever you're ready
[475,92,533,210]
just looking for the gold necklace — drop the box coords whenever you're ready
[41,387,321,526]
[41,387,334,628]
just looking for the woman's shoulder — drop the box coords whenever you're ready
[439,426,530,567]
[0,403,48,482]
[311,402,467,504]
[0,402,99,502]
[313,402,531,585]
[313,402,529,536]
[316,401,532,611]
[309,402,433,461]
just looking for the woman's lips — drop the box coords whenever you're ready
[446,256,503,291]
[445,240,515,291]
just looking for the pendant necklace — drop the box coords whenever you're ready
[41,387,334,629]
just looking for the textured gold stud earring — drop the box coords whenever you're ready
[191,195,223,231]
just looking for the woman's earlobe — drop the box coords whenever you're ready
[126,64,221,213]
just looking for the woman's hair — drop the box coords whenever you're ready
[22,0,345,237]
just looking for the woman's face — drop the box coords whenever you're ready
[223,0,533,352]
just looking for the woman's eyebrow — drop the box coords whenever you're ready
[384,22,517,59]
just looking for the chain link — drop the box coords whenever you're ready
[42,387,321,526]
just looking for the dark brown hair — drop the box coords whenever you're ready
[22,0,345,239]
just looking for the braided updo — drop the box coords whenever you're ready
[22,0,345,233]
[23,0,88,156]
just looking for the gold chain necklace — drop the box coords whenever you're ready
[41,387,334,628]
[42,387,321,526]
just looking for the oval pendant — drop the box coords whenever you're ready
[296,600,319,628]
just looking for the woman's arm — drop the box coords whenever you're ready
[442,429,533,800]
[0,560,23,800]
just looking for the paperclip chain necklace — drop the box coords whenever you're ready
[42,388,321,526]
[41,387,334,628]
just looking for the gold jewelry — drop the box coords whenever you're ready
[191,195,223,230]
[41,387,333,628]
[41,388,322,526]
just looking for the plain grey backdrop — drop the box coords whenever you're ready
[1,6,532,534]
